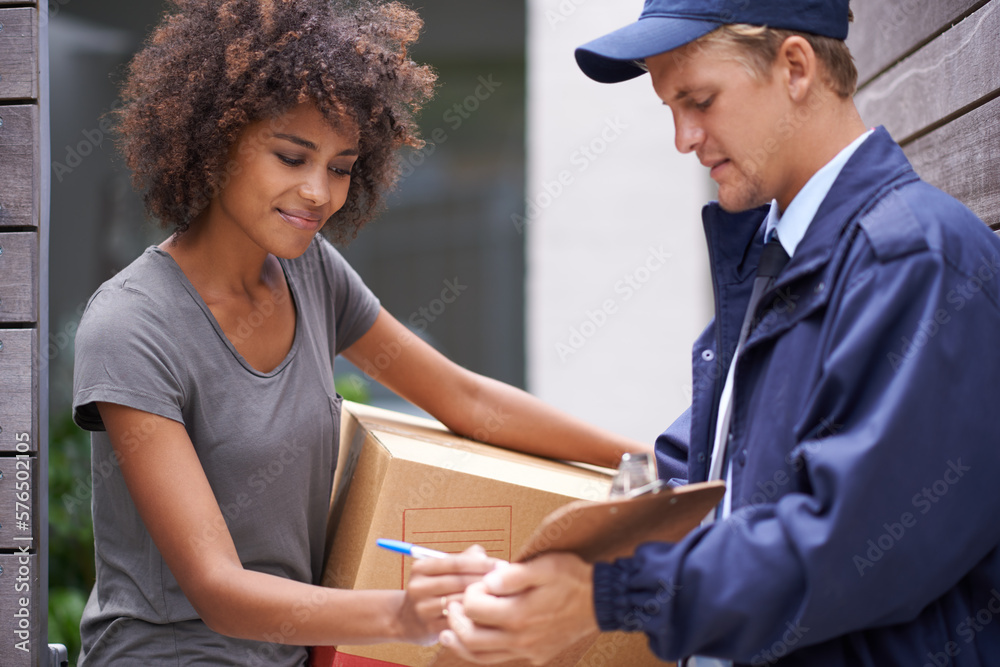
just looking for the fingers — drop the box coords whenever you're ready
[481,561,536,597]
[478,552,570,597]
[442,599,566,666]
[410,573,491,601]
[460,581,522,629]
[399,587,470,641]
[413,591,463,630]
[411,545,503,577]
[409,545,503,605]
[439,601,520,664]
[436,553,598,664]
[406,545,505,636]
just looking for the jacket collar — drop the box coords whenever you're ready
[701,204,769,288]
[701,127,917,287]
[777,126,917,286]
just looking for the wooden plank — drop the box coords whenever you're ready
[0,105,38,228]
[904,95,1000,231]
[35,0,50,650]
[0,233,37,323]
[0,330,36,454]
[849,0,984,86]
[855,1,1000,145]
[0,455,37,549]
[0,553,38,665]
[0,8,37,101]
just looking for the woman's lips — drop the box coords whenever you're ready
[278,209,323,231]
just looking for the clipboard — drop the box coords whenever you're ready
[430,481,724,667]
[515,480,725,563]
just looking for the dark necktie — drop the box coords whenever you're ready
[706,236,791,493]
[735,237,791,350]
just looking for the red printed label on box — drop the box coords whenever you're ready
[398,506,512,587]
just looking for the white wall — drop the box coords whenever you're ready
[526,0,713,444]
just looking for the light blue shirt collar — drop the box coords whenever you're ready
[764,129,874,256]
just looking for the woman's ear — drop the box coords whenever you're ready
[778,35,818,103]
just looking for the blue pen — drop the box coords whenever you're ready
[377,538,449,559]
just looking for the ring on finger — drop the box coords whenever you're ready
[441,596,449,617]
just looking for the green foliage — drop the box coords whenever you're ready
[48,412,95,665]
[335,372,371,405]
[48,587,88,660]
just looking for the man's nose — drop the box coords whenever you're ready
[674,116,704,154]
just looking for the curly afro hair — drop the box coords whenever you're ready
[114,0,436,242]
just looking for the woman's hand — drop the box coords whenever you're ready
[397,545,504,644]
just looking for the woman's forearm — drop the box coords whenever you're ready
[200,567,411,646]
[344,311,652,470]
[442,373,652,470]
[199,549,497,647]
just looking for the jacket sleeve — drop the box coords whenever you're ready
[593,244,1000,662]
[655,406,690,485]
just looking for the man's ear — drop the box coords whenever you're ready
[777,36,817,103]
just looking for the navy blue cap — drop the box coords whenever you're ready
[576,0,851,83]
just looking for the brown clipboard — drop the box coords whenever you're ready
[514,480,726,563]
[430,481,724,667]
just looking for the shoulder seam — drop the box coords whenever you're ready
[857,183,929,263]
[843,245,1000,316]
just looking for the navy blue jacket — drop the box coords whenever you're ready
[593,128,1000,666]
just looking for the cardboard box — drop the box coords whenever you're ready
[315,402,669,667]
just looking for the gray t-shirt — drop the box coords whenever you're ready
[72,236,380,666]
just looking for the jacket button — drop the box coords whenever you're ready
[697,452,706,463]
[815,282,826,294]
[701,349,715,362]
[739,449,748,466]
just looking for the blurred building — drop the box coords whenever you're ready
[526,0,711,443]
[48,0,709,443]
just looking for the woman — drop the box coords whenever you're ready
[72,0,649,664]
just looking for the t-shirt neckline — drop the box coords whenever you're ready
[147,246,303,378]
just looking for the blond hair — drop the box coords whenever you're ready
[692,19,858,98]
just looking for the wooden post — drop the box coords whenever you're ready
[0,0,49,664]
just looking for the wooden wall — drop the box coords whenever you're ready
[850,0,1000,232]
[0,0,48,663]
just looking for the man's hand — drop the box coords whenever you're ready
[399,546,502,644]
[439,553,600,665]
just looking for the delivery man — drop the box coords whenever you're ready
[420,1,1000,665]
